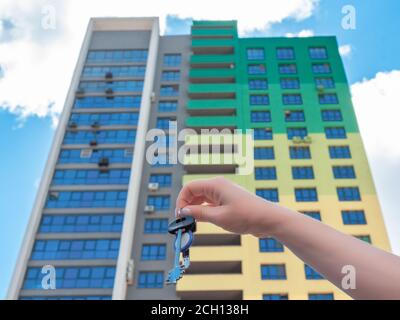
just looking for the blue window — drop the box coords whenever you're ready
[261,265,286,280]
[52,169,131,185]
[58,148,133,164]
[292,166,314,179]
[156,117,175,129]
[283,94,302,105]
[87,50,148,63]
[285,110,305,122]
[312,63,331,74]
[309,293,334,300]
[342,210,367,225]
[289,146,311,159]
[250,94,269,105]
[256,189,279,202]
[276,47,295,60]
[280,78,300,89]
[138,271,164,288]
[255,167,277,180]
[321,109,342,121]
[263,294,288,300]
[309,47,328,59]
[74,96,141,109]
[259,238,284,252]
[163,54,181,67]
[249,79,268,90]
[141,244,166,261]
[45,191,128,208]
[355,235,371,244]
[247,48,265,60]
[329,146,351,159]
[69,113,139,127]
[147,195,170,210]
[251,111,271,122]
[302,211,321,221]
[279,63,297,74]
[63,130,136,145]
[319,93,339,104]
[287,127,308,139]
[149,174,172,188]
[82,66,146,78]
[158,101,178,112]
[337,187,361,201]
[333,166,356,179]
[325,127,346,139]
[78,81,144,93]
[23,266,115,289]
[315,77,335,89]
[39,214,123,233]
[253,128,273,140]
[295,188,318,202]
[144,219,169,234]
[31,239,120,260]
[305,265,324,279]
[248,64,266,75]
[254,147,275,160]
[161,70,180,81]
[160,85,179,96]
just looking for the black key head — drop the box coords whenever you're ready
[168,216,196,234]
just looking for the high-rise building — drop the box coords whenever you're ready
[8,17,391,300]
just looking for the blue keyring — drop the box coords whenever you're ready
[174,231,194,252]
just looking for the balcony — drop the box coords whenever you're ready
[185,115,237,130]
[177,274,244,294]
[190,54,235,69]
[192,39,235,55]
[189,68,235,84]
[187,99,236,116]
[183,151,238,174]
[191,28,235,39]
[188,83,236,99]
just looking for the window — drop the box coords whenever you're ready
[355,235,371,244]
[255,167,277,180]
[254,147,275,160]
[161,70,180,81]
[69,112,139,127]
[251,111,271,122]
[295,188,318,202]
[31,239,120,260]
[283,94,302,105]
[276,47,295,60]
[337,187,361,201]
[321,109,342,121]
[158,101,178,112]
[312,63,331,74]
[302,211,321,221]
[78,80,144,93]
[292,166,314,179]
[342,211,366,225]
[329,146,351,159]
[144,219,169,234]
[160,85,179,96]
[315,77,335,89]
[156,117,175,129]
[261,265,286,280]
[163,54,181,67]
[248,64,266,75]
[23,266,115,289]
[333,166,356,179]
[58,148,133,165]
[279,63,297,74]
[52,169,131,185]
[289,146,311,159]
[253,128,273,140]
[248,79,268,90]
[256,189,279,202]
[285,110,305,122]
[259,238,284,252]
[149,174,172,188]
[39,214,123,233]
[263,294,288,300]
[280,78,300,89]
[87,50,148,63]
[309,293,334,300]
[74,96,141,109]
[247,48,265,60]
[287,127,308,139]
[250,94,269,105]
[141,244,166,260]
[82,66,146,78]
[305,265,324,279]
[319,93,339,104]
[147,195,170,210]
[309,47,328,59]
[325,127,347,139]
[63,130,136,145]
[138,271,164,288]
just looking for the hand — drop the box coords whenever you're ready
[175,176,284,238]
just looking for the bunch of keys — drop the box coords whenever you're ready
[165,215,196,284]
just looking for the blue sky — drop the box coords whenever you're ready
[1,0,399,298]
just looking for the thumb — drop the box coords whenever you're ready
[178,205,221,224]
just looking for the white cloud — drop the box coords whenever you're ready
[339,44,352,57]
[285,29,314,38]
[0,0,319,126]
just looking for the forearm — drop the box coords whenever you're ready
[263,202,400,300]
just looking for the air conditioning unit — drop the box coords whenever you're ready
[98,157,109,167]
[150,92,156,102]
[317,84,325,92]
[144,205,155,213]
[292,136,302,144]
[303,136,312,144]
[80,149,93,159]
[105,72,113,80]
[68,122,78,129]
[91,121,100,129]
[48,192,59,200]
[105,88,114,97]
[126,259,134,285]
[148,182,159,191]
[76,89,85,97]
[89,140,98,147]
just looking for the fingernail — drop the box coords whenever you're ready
[178,207,191,216]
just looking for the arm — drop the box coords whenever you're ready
[176,177,400,300]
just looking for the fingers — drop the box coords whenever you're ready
[178,204,223,224]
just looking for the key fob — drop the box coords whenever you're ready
[174,230,194,251]
[168,216,196,235]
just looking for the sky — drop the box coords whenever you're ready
[0,0,399,298]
